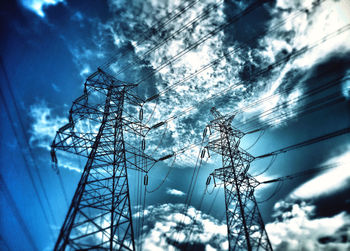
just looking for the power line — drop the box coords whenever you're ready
[0,87,55,240]
[255,127,350,159]
[205,107,273,250]
[234,65,346,122]
[134,0,270,87]
[155,72,348,163]
[103,0,335,134]
[252,155,277,177]
[109,0,225,78]
[141,14,340,129]
[173,138,206,244]
[141,0,224,59]
[174,141,213,247]
[243,94,345,134]
[259,162,345,184]
[0,235,11,251]
[142,0,316,103]
[256,180,284,203]
[146,156,177,193]
[0,174,39,251]
[0,57,67,217]
[100,0,203,71]
[156,90,343,166]
[146,24,350,131]
[207,183,223,215]
[182,184,208,248]
[237,75,347,132]
[254,162,346,202]
[95,0,342,158]
[144,0,202,40]
[99,0,271,97]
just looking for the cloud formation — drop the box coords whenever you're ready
[138,203,228,250]
[98,0,350,167]
[166,188,186,197]
[266,200,350,250]
[266,144,350,250]
[36,0,349,168]
[291,145,350,199]
[102,0,250,166]
[237,0,350,127]
[29,102,68,149]
[20,0,64,17]
[342,70,350,99]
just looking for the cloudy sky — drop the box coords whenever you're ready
[1,0,350,250]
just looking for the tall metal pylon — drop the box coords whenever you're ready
[205,107,273,251]
[51,69,152,250]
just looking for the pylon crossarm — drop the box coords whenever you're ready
[122,119,150,136]
[85,68,136,91]
[125,92,145,106]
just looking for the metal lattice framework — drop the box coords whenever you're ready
[51,69,154,250]
[206,107,273,251]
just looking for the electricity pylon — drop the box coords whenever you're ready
[205,107,272,251]
[51,69,152,250]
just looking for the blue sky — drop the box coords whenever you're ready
[1,0,350,250]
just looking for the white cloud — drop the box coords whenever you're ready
[56,157,82,173]
[29,103,87,173]
[71,11,84,22]
[272,0,350,67]
[291,145,350,199]
[51,0,350,169]
[20,0,64,17]
[51,83,61,92]
[139,203,228,250]
[103,0,235,166]
[237,0,350,128]
[29,102,68,149]
[263,147,350,250]
[342,70,350,100]
[62,22,109,80]
[79,65,91,78]
[266,200,350,251]
[101,0,350,163]
[166,188,185,197]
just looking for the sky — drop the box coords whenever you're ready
[0,0,350,250]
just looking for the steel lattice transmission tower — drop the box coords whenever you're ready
[51,69,152,250]
[205,107,273,251]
